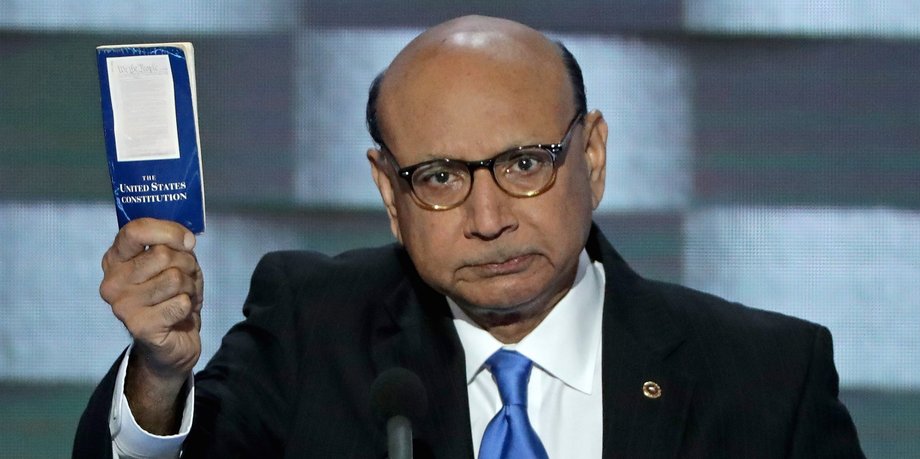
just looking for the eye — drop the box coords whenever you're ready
[515,156,535,171]
[414,163,465,188]
[503,149,552,176]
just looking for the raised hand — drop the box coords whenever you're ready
[100,218,203,434]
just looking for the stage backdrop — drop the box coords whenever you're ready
[0,1,918,457]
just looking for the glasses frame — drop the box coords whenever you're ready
[380,113,585,211]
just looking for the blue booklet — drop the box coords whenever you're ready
[96,42,205,233]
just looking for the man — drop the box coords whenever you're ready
[74,15,864,458]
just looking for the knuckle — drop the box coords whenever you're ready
[119,226,137,247]
[181,252,199,272]
[112,229,124,248]
[162,297,190,324]
[152,268,180,297]
[132,246,166,274]
[150,244,172,262]
[175,293,192,309]
[99,279,119,302]
[164,267,184,287]
[101,249,112,271]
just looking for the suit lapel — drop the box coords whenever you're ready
[589,226,695,459]
[370,248,474,459]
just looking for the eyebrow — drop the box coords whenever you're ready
[383,113,579,167]
[410,136,558,164]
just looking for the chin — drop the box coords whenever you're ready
[453,286,554,325]
[457,278,541,306]
[457,300,536,327]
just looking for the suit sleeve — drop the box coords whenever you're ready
[74,253,303,458]
[788,326,865,458]
[180,252,303,457]
[72,350,123,459]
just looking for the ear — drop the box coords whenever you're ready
[582,110,608,210]
[367,148,404,243]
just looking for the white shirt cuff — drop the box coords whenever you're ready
[109,344,195,459]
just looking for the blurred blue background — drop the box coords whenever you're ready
[1,1,918,456]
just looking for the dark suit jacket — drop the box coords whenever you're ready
[74,226,864,458]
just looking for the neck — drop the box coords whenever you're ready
[456,285,571,344]
[483,307,555,344]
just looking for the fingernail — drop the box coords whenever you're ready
[184,232,196,250]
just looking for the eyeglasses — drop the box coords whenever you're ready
[381,113,584,211]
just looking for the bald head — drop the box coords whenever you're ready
[391,15,560,78]
[366,15,585,148]
[363,16,608,340]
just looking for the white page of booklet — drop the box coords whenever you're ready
[107,54,181,162]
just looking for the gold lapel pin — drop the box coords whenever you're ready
[642,381,662,399]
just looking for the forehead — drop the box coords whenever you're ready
[377,39,572,162]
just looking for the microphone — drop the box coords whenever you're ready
[371,367,429,459]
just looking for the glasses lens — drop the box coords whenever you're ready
[410,160,470,208]
[494,148,555,196]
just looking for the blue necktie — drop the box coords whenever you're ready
[478,350,549,459]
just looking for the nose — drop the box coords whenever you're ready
[462,169,518,241]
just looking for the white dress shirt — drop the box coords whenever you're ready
[110,250,606,458]
[448,249,606,458]
[110,345,193,459]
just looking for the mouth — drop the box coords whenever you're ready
[464,253,536,278]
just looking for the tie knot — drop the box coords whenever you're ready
[486,349,533,406]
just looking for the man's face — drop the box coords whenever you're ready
[370,35,606,328]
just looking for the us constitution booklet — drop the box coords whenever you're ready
[96,42,205,233]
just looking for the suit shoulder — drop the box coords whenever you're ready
[635,280,834,414]
[645,279,823,349]
[241,244,409,321]
[253,244,406,286]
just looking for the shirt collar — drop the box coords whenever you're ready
[448,249,606,394]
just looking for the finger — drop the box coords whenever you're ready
[107,268,193,326]
[128,293,195,342]
[192,269,204,313]
[127,245,200,284]
[171,309,202,335]
[155,294,195,330]
[141,267,198,307]
[111,218,196,262]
